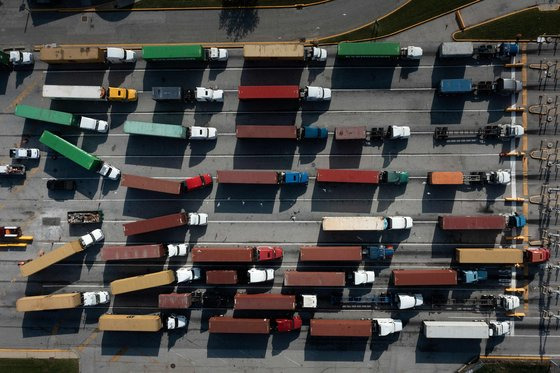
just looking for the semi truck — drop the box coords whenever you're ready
[433,124,523,141]
[16,291,110,312]
[209,316,302,334]
[98,314,186,332]
[438,78,522,95]
[322,216,413,231]
[455,248,550,264]
[299,245,394,262]
[39,131,120,180]
[20,229,104,277]
[191,246,283,262]
[0,164,25,176]
[0,49,34,68]
[337,41,422,59]
[15,105,108,133]
[391,268,490,286]
[427,170,511,185]
[67,210,103,224]
[39,46,136,64]
[110,267,201,295]
[124,121,217,140]
[120,174,183,195]
[217,170,308,185]
[310,318,402,337]
[238,85,331,101]
[423,320,511,339]
[122,211,206,236]
[151,86,223,102]
[142,45,228,61]
[243,44,327,61]
[316,169,409,184]
[438,214,526,230]
[42,85,137,102]
[101,243,188,261]
[235,125,327,140]
[283,270,375,286]
[438,42,518,59]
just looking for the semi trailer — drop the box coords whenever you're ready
[39,46,136,64]
[142,45,228,61]
[151,86,223,102]
[16,291,110,312]
[238,85,331,101]
[438,214,526,230]
[209,316,302,334]
[299,245,394,262]
[217,170,308,185]
[120,174,183,195]
[391,268,490,286]
[427,170,511,185]
[123,121,217,140]
[98,314,186,332]
[206,270,239,285]
[322,216,413,231]
[42,85,137,102]
[158,293,193,309]
[15,104,109,133]
[433,125,523,141]
[316,169,408,184]
[101,243,188,261]
[191,246,283,262]
[283,271,375,286]
[235,125,327,140]
[455,248,550,264]
[337,41,422,59]
[423,320,511,339]
[243,44,327,61]
[438,78,522,95]
[122,211,206,236]
[310,318,402,337]
[438,42,518,59]
[110,267,201,295]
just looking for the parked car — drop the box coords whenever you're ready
[46,179,76,191]
[9,148,40,159]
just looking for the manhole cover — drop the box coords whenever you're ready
[81,16,88,22]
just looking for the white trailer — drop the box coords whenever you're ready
[423,320,511,339]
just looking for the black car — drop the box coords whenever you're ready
[46,179,76,191]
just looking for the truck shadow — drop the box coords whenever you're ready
[304,336,368,361]
[207,334,269,358]
[331,58,397,89]
[213,184,276,214]
[376,183,407,212]
[233,137,297,170]
[415,333,481,364]
[311,182,375,213]
[329,140,363,169]
[101,331,162,357]
[124,135,187,169]
[21,308,83,337]
[279,184,307,212]
[421,185,457,213]
[380,140,408,168]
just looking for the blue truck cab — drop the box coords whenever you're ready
[499,43,519,57]
[299,126,328,140]
[508,213,526,228]
[461,269,488,283]
[438,79,473,94]
[363,245,394,260]
[281,171,309,184]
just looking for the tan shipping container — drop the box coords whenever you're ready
[110,270,176,295]
[428,171,464,185]
[98,314,163,332]
[20,240,84,277]
[16,293,82,312]
[40,47,105,64]
[455,248,524,264]
[243,44,305,60]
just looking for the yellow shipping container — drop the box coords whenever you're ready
[16,293,81,312]
[110,270,175,295]
[98,314,163,332]
[20,240,84,277]
[243,44,305,60]
[455,248,524,264]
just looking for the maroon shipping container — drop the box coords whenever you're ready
[192,247,254,262]
[238,85,300,100]
[438,215,506,230]
[316,169,380,184]
[209,316,270,334]
[101,244,166,261]
[217,170,278,184]
[121,174,182,195]
[123,212,188,236]
[310,319,372,337]
[158,293,192,309]
[335,126,367,140]
[284,271,346,286]
[392,269,458,286]
[236,125,297,139]
[234,293,296,310]
[299,246,363,262]
[206,270,239,284]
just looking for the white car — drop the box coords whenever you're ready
[188,213,208,226]
[79,229,104,248]
[9,148,40,159]
[98,163,121,180]
[189,126,217,140]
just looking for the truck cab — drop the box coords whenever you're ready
[79,229,105,248]
[396,294,424,309]
[256,246,283,261]
[525,248,550,263]
[247,268,274,283]
[187,212,208,226]
[208,47,228,61]
[106,47,137,63]
[299,126,328,140]
[9,148,40,159]
[363,245,394,260]
[507,213,526,228]
[306,47,328,62]
[498,43,519,57]
[189,126,218,140]
[386,216,413,230]
[495,78,522,94]
[498,295,520,311]
[107,87,137,102]
[402,46,422,59]
[82,291,111,306]
[281,171,309,184]
[499,124,524,138]
[8,50,34,66]
[488,321,511,337]
[302,86,332,101]
[80,117,109,133]
[176,267,201,283]
[98,163,121,180]
[461,269,488,283]
[381,171,409,184]
[166,314,187,330]
[374,318,403,336]
[275,315,302,332]
[184,173,213,191]
[353,270,375,285]
[195,87,224,102]
[386,125,410,139]
[167,243,188,257]
[487,170,511,184]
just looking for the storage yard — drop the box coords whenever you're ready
[0,39,558,371]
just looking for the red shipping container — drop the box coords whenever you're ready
[101,244,166,261]
[299,246,363,262]
[392,269,458,286]
[158,293,192,309]
[284,271,345,286]
[206,270,239,284]
[236,125,297,139]
[209,316,270,334]
[192,247,254,262]
[310,319,372,337]
[123,212,188,236]
[316,169,380,184]
[217,170,278,184]
[438,215,506,230]
[335,126,367,140]
[121,174,182,195]
[238,85,300,100]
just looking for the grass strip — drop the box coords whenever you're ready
[0,358,79,373]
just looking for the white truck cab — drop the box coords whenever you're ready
[9,51,34,65]
[353,270,375,285]
[247,268,274,283]
[387,125,411,139]
[404,46,423,59]
[80,117,109,133]
[9,148,40,159]
[488,170,511,184]
[79,229,105,248]
[189,126,217,140]
[489,321,511,336]
[195,87,224,102]
[166,314,187,329]
[499,124,524,138]
[301,295,318,308]
[387,216,413,230]
[106,47,137,63]
[397,294,424,310]
[167,243,188,257]
[208,47,228,61]
[175,266,201,283]
[303,86,332,101]
[309,47,327,61]
[98,163,121,180]
[375,318,403,336]
[82,291,110,306]
[188,212,208,226]
[498,295,520,311]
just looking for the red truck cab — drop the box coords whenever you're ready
[184,173,213,192]
[256,246,283,261]
[526,248,550,263]
[275,315,302,332]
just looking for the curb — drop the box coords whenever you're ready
[0,348,79,359]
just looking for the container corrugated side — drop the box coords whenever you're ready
[300,246,363,261]
[310,319,372,337]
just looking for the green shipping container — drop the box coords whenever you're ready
[124,120,188,139]
[0,51,10,67]
[15,105,76,126]
[39,130,101,171]
[337,42,401,58]
[142,45,205,61]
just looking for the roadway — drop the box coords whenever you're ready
[0,43,557,371]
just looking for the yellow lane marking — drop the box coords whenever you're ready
[3,76,42,113]
[0,348,72,353]
[110,347,128,362]
[480,355,550,360]
[76,331,99,352]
